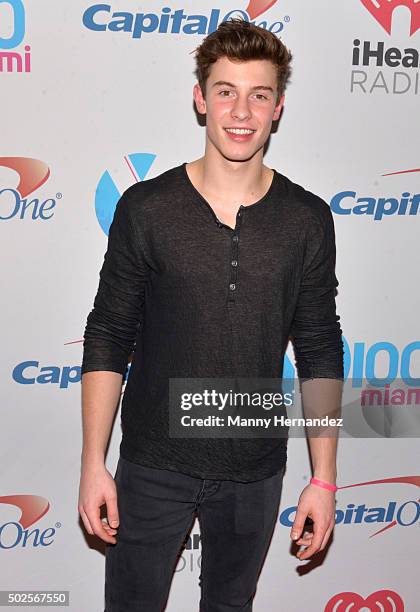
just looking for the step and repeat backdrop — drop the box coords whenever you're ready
[1,1,419,610]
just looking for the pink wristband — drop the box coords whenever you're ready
[310,477,338,492]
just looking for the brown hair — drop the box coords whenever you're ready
[192,17,292,103]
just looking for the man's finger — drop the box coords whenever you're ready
[297,521,326,559]
[101,518,117,533]
[291,508,308,540]
[319,523,334,550]
[295,532,312,545]
[88,506,117,543]
[106,494,119,528]
[79,507,93,535]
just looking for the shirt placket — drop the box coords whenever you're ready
[226,205,244,303]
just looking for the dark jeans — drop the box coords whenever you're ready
[104,456,286,611]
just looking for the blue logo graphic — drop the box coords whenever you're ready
[82,5,289,39]
[330,168,420,220]
[330,190,420,220]
[280,499,420,530]
[0,0,31,73]
[95,152,155,235]
[343,338,419,387]
[0,0,25,49]
[12,361,81,388]
[285,338,419,387]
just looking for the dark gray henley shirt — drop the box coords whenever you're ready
[81,162,344,482]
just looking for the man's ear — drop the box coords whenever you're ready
[193,82,207,115]
[273,94,285,120]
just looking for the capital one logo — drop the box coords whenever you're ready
[95,152,155,235]
[325,589,404,612]
[0,495,59,549]
[0,157,61,221]
[331,166,420,220]
[360,0,420,36]
[280,475,420,537]
[83,0,289,40]
[0,0,31,72]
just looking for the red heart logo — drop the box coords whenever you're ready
[245,0,278,20]
[325,589,404,611]
[360,0,420,36]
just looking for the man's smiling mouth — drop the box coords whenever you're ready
[224,128,256,135]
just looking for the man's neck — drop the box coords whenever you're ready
[186,150,274,209]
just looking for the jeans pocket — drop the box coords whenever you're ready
[233,480,265,534]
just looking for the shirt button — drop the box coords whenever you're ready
[231,260,238,267]
[232,235,239,242]
[229,283,236,291]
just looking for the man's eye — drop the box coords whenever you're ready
[219,90,233,96]
[255,94,268,100]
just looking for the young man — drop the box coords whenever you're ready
[78,18,344,612]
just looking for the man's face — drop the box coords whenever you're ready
[193,56,284,163]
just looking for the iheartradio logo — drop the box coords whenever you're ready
[351,1,419,95]
[360,0,420,36]
[325,589,404,611]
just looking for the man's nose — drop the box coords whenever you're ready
[231,95,251,120]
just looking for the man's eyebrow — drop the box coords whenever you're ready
[211,80,274,92]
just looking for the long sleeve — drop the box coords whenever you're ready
[290,202,344,381]
[81,186,150,376]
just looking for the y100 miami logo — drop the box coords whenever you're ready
[0,495,60,549]
[82,1,290,40]
[286,336,419,387]
[280,475,420,538]
[342,337,419,387]
[0,157,62,221]
[351,0,420,95]
[0,0,31,73]
[95,152,155,235]
[330,167,420,220]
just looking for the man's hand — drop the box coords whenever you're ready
[290,484,336,560]
[78,463,120,544]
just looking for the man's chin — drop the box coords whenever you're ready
[218,148,261,164]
